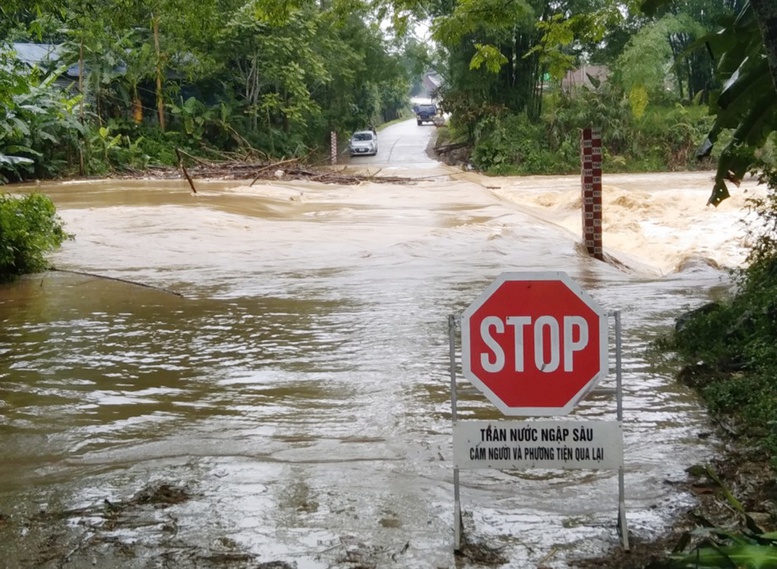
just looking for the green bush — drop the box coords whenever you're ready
[467,84,715,175]
[658,165,777,460]
[662,267,777,458]
[0,193,71,281]
[633,104,714,171]
[471,113,568,175]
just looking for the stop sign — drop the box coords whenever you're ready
[461,272,608,416]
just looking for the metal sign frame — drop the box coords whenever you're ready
[448,310,629,552]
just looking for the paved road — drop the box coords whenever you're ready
[343,118,444,173]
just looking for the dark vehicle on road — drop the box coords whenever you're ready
[415,104,437,125]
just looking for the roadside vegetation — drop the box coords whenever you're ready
[442,88,718,176]
[0,0,428,184]
[431,0,776,199]
[0,193,70,282]
[646,163,777,568]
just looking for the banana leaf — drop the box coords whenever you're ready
[699,18,777,206]
[642,0,777,207]
[672,544,777,568]
[0,153,34,166]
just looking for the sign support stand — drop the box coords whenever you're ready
[449,314,463,551]
[614,310,629,550]
[448,308,629,553]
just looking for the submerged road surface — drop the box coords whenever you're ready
[0,120,765,568]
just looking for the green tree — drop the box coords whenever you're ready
[216,1,330,153]
[1,0,418,173]
[642,0,777,206]
[431,0,545,125]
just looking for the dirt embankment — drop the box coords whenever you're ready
[569,434,777,568]
[428,130,472,169]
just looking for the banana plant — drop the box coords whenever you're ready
[694,7,777,207]
[0,153,34,184]
[641,0,777,206]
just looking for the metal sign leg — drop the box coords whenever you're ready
[618,465,629,550]
[615,311,629,550]
[449,315,463,551]
[454,467,462,551]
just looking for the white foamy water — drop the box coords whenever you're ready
[485,171,765,275]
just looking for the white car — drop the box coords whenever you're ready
[349,130,378,156]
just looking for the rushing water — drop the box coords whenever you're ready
[0,135,765,568]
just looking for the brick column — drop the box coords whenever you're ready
[581,128,603,260]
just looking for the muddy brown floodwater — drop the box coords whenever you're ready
[0,120,767,569]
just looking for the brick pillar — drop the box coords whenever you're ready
[581,128,603,260]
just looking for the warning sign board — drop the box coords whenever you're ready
[453,420,623,470]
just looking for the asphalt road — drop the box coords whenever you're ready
[343,117,441,169]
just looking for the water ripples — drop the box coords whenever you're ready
[0,174,739,568]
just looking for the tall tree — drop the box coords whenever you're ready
[429,0,547,137]
[216,1,330,151]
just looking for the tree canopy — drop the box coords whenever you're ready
[410,0,776,201]
[639,0,777,205]
[0,0,425,181]
[2,0,777,196]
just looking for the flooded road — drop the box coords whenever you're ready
[0,120,766,568]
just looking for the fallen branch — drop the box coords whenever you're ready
[174,147,213,167]
[250,156,298,186]
[175,148,198,194]
[113,159,418,186]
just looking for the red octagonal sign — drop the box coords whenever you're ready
[462,272,609,416]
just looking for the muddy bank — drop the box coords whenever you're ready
[570,428,777,568]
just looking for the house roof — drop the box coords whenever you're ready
[11,42,90,78]
[12,42,61,66]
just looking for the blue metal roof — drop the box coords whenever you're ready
[12,42,62,67]
[11,42,99,78]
